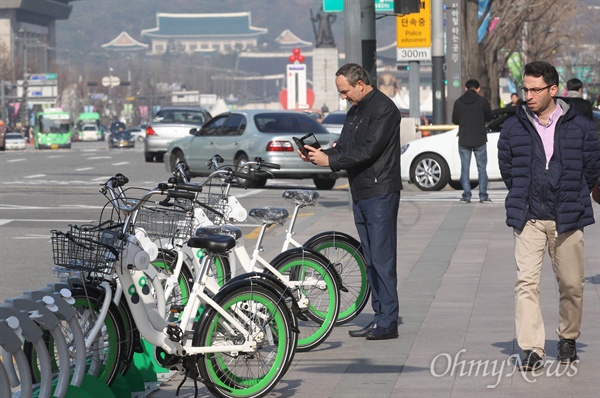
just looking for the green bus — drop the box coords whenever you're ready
[34,108,73,149]
[77,111,103,141]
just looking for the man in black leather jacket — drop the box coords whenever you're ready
[301,63,402,340]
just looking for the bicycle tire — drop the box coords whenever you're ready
[226,272,299,372]
[304,232,370,325]
[270,247,340,352]
[23,285,126,387]
[193,280,295,398]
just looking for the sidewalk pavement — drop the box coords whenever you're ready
[147,187,600,398]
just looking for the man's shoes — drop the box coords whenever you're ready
[348,322,376,337]
[460,198,471,204]
[557,339,578,363]
[519,350,544,371]
[480,198,493,203]
[365,324,398,340]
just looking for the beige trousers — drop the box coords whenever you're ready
[513,220,584,356]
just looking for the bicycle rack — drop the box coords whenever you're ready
[0,317,32,398]
[0,303,51,398]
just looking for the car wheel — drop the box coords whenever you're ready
[448,180,479,190]
[144,152,154,162]
[410,153,450,191]
[170,150,186,173]
[313,178,336,190]
[234,154,266,188]
[137,136,145,143]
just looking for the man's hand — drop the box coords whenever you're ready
[306,145,329,167]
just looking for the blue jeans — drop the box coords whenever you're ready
[459,144,489,200]
[352,191,400,328]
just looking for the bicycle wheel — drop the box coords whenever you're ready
[271,247,340,352]
[304,232,370,325]
[193,280,295,398]
[24,285,127,387]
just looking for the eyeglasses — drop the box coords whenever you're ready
[520,85,553,95]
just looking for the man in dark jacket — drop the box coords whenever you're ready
[565,78,594,121]
[301,63,401,340]
[452,79,493,203]
[498,61,600,371]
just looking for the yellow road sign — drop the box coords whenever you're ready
[396,0,431,49]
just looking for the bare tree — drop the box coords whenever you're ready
[460,0,585,108]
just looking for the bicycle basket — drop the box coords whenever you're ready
[51,225,123,273]
[196,192,229,224]
[134,204,194,240]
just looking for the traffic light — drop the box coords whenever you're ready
[394,0,421,14]
[397,64,410,71]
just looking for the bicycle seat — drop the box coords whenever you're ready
[249,207,289,225]
[187,234,235,253]
[195,225,242,240]
[282,189,319,207]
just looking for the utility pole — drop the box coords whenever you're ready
[344,0,362,65]
[361,0,376,82]
[431,0,446,123]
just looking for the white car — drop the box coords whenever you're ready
[4,132,27,150]
[80,124,100,141]
[400,110,514,191]
[320,110,347,134]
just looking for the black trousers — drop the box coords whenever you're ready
[352,191,400,328]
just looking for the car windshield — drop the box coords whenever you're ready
[255,113,328,134]
[82,125,96,131]
[152,110,208,125]
[6,133,23,139]
[113,131,132,139]
[322,112,347,125]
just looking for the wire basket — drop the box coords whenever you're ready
[134,204,194,240]
[51,225,123,274]
[196,192,229,224]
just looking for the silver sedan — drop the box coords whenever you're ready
[165,110,344,189]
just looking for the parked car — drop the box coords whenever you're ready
[80,124,100,142]
[400,109,514,191]
[164,110,344,189]
[144,107,211,162]
[128,126,146,142]
[4,132,27,150]
[320,110,347,135]
[108,130,135,149]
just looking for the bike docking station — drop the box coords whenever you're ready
[0,283,164,398]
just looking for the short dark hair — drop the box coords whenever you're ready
[566,78,583,92]
[523,61,559,87]
[336,63,371,86]
[465,79,480,90]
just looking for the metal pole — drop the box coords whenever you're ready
[408,61,420,118]
[21,35,29,126]
[431,0,446,124]
[344,0,362,65]
[360,0,377,82]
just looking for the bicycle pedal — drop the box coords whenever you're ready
[167,324,184,342]
[293,307,309,322]
[170,305,185,313]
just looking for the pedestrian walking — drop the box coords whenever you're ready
[498,61,600,371]
[299,63,402,340]
[564,77,594,121]
[451,79,493,203]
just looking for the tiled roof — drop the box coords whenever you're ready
[275,29,312,48]
[141,12,268,38]
[101,31,148,51]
